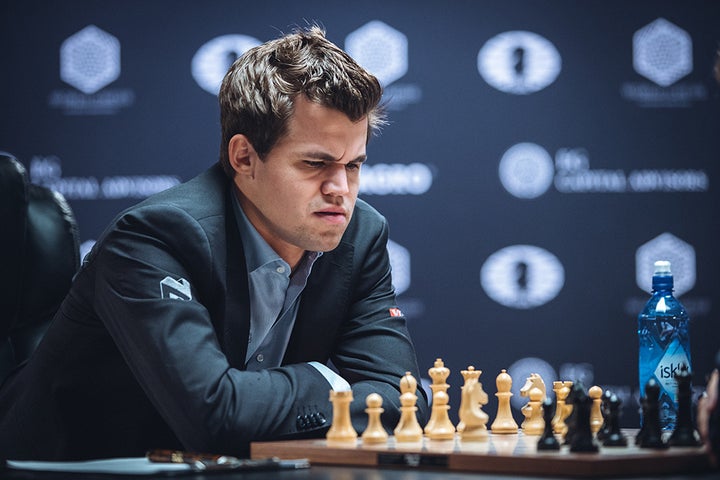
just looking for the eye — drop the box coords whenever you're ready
[346,162,362,172]
[304,161,326,169]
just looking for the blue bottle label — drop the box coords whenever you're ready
[652,338,690,402]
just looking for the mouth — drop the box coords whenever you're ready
[314,208,348,225]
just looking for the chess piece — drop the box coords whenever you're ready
[361,393,388,444]
[708,350,720,464]
[458,366,489,441]
[596,389,614,441]
[637,378,667,449]
[522,387,545,435]
[424,358,455,440]
[563,381,582,445]
[588,385,603,435]
[426,390,455,440]
[394,371,424,443]
[520,373,546,430]
[537,397,560,451]
[567,382,598,453]
[553,381,573,435]
[551,381,564,432]
[635,403,647,446]
[491,369,518,434]
[327,389,357,443]
[457,365,481,433]
[602,393,628,447]
[423,358,448,434]
[668,364,701,446]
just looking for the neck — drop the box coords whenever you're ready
[234,188,304,269]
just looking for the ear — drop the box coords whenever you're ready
[228,134,257,177]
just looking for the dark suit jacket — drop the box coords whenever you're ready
[0,163,428,460]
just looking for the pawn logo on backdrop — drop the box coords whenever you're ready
[192,34,262,95]
[512,47,526,77]
[387,239,411,296]
[480,245,564,309]
[515,261,529,292]
[478,31,561,95]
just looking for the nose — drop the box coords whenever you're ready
[321,164,350,196]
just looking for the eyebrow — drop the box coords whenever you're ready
[302,151,367,164]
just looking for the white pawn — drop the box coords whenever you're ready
[491,369,518,434]
[520,373,546,430]
[522,387,545,435]
[426,390,455,440]
[424,358,455,440]
[326,389,357,443]
[361,393,388,444]
[551,381,564,432]
[589,385,604,435]
[394,372,423,443]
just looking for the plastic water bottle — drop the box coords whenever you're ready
[637,260,691,432]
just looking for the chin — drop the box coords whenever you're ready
[315,237,343,253]
[318,243,341,253]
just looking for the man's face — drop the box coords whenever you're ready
[232,96,368,267]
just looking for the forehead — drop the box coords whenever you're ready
[280,97,369,150]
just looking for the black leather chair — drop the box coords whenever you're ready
[0,154,80,383]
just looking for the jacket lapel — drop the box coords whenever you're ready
[283,241,353,363]
[222,189,251,369]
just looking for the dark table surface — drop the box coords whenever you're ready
[3,464,718,480]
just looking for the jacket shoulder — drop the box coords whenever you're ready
[345,198,387,239]
[130,163,228,220]
[84,164,229,266]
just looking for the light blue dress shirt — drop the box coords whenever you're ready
[231,192,350,390]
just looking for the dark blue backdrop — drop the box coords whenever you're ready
[2,0,719,426]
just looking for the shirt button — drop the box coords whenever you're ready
[276,266,286,274]
[256,353,264,363]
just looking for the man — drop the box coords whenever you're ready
[0,27,429,460]
[698,365,718,467]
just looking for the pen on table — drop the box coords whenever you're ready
[146,449,309,471]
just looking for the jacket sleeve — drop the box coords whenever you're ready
[90,204,333,454]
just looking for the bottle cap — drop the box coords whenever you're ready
[653,260,671,275]
[651,260,674,291]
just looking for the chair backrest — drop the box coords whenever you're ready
[0,154,80,382]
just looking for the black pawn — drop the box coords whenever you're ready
[596,389,613,442]
[635,403,646,446]
[638,378,667,449]
[563,381,580,446]
[603,394,628,447]
[537,397,560,451]
[709,350,720,463]
[668,364,701,446]
[635,384,651,446]
[568,383,598,453]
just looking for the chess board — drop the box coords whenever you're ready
[250,430,710,477]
